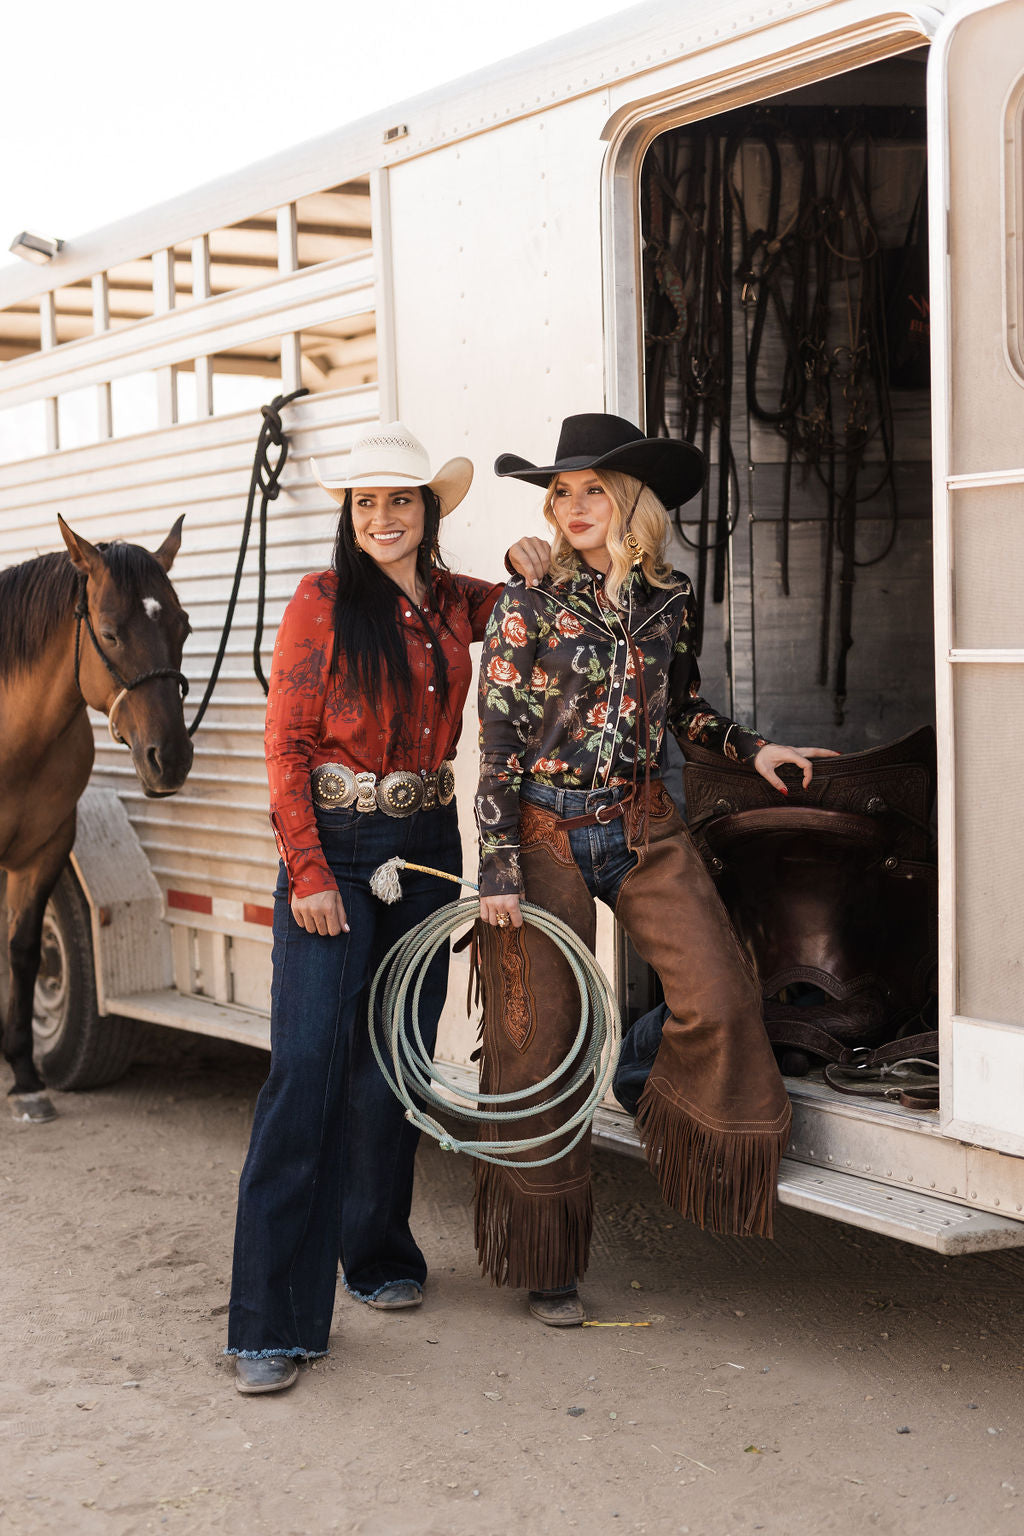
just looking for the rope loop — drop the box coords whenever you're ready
[187,387,308,735]
[367,873,621,1169]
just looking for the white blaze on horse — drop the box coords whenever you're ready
[0,515,192,1122]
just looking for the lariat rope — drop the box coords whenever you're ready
[367,859,621,1167]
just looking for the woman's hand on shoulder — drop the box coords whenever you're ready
[291,887,349,936]
[478,894,524,929]
[506,536,552,588]
[753,743,841,793]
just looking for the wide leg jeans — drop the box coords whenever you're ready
[227,799,461,1359]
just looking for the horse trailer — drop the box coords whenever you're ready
[1,0,1023,1252]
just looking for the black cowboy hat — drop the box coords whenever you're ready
[494,413,706,510]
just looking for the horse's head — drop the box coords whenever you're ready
[58,515,194,797]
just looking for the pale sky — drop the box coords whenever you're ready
[2,0,635,263]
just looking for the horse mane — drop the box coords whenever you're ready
[0,542,176,682]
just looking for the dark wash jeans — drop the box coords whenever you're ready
[517,778,672,1123]
[226,799,461,1360]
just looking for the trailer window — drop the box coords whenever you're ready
[0,402,46,464]
[111,371,159,437]
[0,175,379,460]
[0,301,40,362]
[296,180,372,269]
[57,385,101,451]
[207,211,280,296]
[106,256,155,324]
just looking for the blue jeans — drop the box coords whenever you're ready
[519,780,639,902]
[518,780,669,1123]
[226,799,461,1359]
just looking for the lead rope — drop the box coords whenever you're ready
[366,861,621,1167]
[186,387,308,735]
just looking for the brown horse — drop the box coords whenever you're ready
[0,515,193,1122]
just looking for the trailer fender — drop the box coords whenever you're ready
[70,787,173,1013]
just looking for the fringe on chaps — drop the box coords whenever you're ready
[474,1161,593,1291]
[635,1077,790,1240]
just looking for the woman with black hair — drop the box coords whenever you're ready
[226,423,546,1394]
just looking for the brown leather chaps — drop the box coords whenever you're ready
[474,785,792,1290]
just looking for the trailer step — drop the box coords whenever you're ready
[589,1101,1024,1255]
[106,988,270,1051]
[774,1160,1024,1254]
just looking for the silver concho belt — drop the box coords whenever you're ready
[311,760,456,817]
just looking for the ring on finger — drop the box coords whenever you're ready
[496,913,511,928]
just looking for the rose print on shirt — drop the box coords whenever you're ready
[475,569,765,895]
[555,610,585,639]
[502,610,529,646]
[486,656,522,687]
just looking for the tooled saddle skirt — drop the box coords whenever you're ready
[681,727,938,1067]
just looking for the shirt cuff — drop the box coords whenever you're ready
[270,814,337,899]
[727,727,767,766]
[478,842,523,898]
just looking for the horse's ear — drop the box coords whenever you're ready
[58,514,104,577]
[154,514,185,572]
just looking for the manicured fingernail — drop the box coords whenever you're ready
[779,786,789,796]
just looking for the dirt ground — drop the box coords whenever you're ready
[2,1030,1023,1536]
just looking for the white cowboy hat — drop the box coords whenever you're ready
[310,421,473,516]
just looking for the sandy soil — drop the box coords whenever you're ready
[2,1029,1023,1536]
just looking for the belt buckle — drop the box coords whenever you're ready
[377,769,424,817]
[436,760,456,806]
[594,802,617,825]
[311,763,357,809]
[354,771,378,812]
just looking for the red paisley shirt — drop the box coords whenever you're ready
[266,568,501,897]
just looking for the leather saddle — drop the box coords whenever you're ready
[681,727,938,1073]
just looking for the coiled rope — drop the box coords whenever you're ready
[368,859,621,1168]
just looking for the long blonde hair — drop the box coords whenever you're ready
[543,470,679,609]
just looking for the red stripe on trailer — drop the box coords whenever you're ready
[243,903,275,928]
[168,889,213,915]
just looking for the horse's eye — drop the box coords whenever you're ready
[101,630,118,646]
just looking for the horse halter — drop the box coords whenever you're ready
[73,573,189,746]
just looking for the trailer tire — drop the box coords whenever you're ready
[0,867,137,1091]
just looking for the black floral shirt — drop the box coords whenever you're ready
[475,565,766,895]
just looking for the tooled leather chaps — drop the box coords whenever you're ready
[474,783,791,1291]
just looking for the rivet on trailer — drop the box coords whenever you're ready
[0,0,1022,1253]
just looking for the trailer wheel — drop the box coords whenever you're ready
[0,867,137,1091]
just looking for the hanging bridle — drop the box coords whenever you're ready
[73,572,190,746]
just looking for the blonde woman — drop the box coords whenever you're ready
[473,413,835,1326]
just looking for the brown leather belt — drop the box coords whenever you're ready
[554,791,634,832]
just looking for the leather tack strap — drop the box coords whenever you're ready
[554,793,634,833]
[765,1015,938,1067]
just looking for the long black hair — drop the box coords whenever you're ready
[329,485,453,711]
